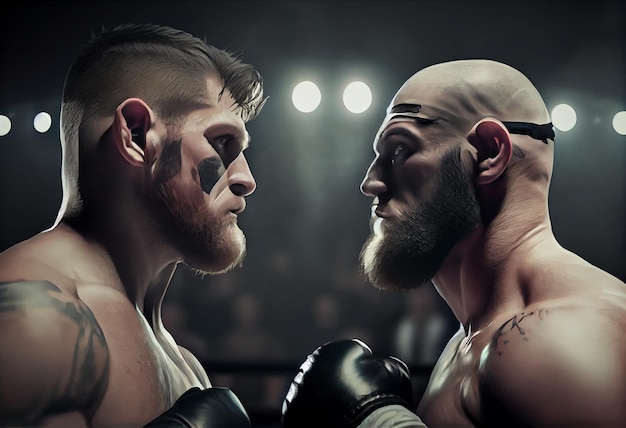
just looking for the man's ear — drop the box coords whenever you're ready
[466,118,512,185]
[113,98,155,167]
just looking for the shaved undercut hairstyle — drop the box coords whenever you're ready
[58,23,267,220]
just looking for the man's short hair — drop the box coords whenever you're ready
[58,23,266,220]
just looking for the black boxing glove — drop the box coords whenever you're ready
[144,387,250,428]
[281,339,413,428]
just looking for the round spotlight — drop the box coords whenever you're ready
[551,104,576,132]
[292,81,321,113]
[33,111,52,133]
[343,81,372,114]
[612,111,626,136]
[0,115,11,136]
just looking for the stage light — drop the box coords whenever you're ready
[292,81,321,113]
[551,104,576,132]
[33,111,52,133]
[0,115,11,136]
[612,111,626,136]
[343,81,372,113]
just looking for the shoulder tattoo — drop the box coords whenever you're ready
[0,280,110,417]
[491,309,550,356]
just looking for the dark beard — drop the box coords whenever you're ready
[359,146,480,291]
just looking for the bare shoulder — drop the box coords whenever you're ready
[0,230,76,287]
[478,298,626,426]
[0,280,110,425]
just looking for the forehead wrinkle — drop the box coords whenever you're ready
[395,77,485,131]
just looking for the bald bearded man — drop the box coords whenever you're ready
[281,60,626,428]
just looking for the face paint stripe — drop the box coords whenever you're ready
[155,139,182,184]
[198,156,225,194]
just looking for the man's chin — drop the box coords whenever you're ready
[359,235,400,291]
[359,233,434,292]
[187,246,245,275]
[184,228,247,274]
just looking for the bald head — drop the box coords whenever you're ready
[390,59,551,135]
[360,60,555,291]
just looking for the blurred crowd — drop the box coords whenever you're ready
[162,238,458,415]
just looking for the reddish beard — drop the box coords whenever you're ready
[157,178,246,274]
[151,139,246,274]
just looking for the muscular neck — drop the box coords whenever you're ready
[63,196,179,312]
[432,177,559,334]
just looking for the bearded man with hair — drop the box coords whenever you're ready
[0,23,266,427]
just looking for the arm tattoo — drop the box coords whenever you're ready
[0,281,109,417]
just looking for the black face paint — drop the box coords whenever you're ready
[390,103,422,114]
[198,156,225,194]
[154,139,182,184]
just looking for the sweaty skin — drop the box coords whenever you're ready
[359,60,626,427]
[0,280,108,416]
[0,74,256,427]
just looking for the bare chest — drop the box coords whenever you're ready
[417,332,487,427]
[87,300,206,427]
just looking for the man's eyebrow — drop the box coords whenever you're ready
[389,103,422,114]
[379,127,416,141]
[375,126,423,152]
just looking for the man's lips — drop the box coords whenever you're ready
[370,197,393,219]
[374,207,391,218]
[229,199,246,214]
[371,203,393,219]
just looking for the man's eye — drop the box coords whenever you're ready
[391,144,406,164]
[212,134,233,148]
[210,134,241,165]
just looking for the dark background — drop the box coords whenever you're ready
[1,1,624,425]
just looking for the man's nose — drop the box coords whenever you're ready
[228,153,256,196]
[360,163,387,196]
